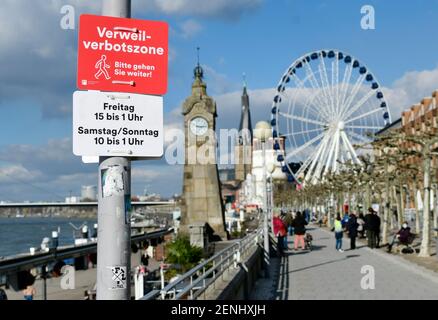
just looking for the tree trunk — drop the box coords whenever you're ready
[400,181,405,224]
[419,152,432,257]
[338,192,344,217]
[433,184,438,237]
[327,194,333,228]
[394,184,403,229]
[366,182,372,210]
[382,162,390,245]
[390,184,395,230]
[413,182,421,234]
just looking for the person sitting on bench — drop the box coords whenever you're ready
[388,222,414,253]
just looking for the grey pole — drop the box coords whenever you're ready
[262,141,270,277]
[96,0,132,300]
[102,0,131,18]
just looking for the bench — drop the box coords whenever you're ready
[388,233,416,254]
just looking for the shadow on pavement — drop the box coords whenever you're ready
[287,254,360,275]
[274,254,289,300]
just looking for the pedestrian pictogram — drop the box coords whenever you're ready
[95,54,111,80]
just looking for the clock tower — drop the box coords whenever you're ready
[180,61,227,240]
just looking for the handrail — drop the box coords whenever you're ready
[141,228,263,300]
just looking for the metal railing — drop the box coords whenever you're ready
[0,228,173,275]
[141,228,263,300]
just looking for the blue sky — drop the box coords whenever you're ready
[1,0,438,201]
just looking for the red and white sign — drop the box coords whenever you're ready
[77,14,168,95]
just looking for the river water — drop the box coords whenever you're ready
[0,217,97,258]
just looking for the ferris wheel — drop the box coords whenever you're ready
[271,49,391,185]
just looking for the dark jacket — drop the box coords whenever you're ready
[398,227,412,244]
[292,216,308,235]
[347,215,359,237]
[365,213,380,232]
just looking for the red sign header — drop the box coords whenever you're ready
[77,14,168,95]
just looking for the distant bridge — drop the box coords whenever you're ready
[0,201,175,208]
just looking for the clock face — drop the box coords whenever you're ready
[190,117,208,136]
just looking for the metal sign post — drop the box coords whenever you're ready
[96,0,131,301]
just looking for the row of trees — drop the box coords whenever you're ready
[274,125,438,257]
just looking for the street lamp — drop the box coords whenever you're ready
[254,121,272,278]
[266,163,276,231]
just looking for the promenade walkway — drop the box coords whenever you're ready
[252,227,438,300]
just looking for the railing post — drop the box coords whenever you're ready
[190,275,193,300]
[235,243,241,268]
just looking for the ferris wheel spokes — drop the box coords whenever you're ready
[272,50,391,185]
[345,107,382,124]
[285,132,326,161]
[279,112,326,127]
[283,127,325,137]
[339,62,354,115]
[345,125,382,131]
[302,63,332,119]
[289,72,331,120]
[341,89,376,121]
[339,73,367,119]
[317,60,336,119]
[303,133,331,183]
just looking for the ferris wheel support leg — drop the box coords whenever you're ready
[340,131,361,165]
[332,130,341,173]
[323,133,337,176]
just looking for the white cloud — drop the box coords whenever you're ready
[179,19,203,39]
[383,67,438,117]
[0,165,42,183]
[204,65,241,95]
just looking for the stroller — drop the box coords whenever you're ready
[305,233,313,251]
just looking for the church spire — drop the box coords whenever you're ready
[239,73,252,145]
[243,72,247,92]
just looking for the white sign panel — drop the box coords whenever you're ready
[73,91,163,157]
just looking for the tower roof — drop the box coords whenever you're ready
[191,47,207,96]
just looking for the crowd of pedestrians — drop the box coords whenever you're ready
[272,210,310,257]
[272,205,411,256]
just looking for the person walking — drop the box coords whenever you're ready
[347,212,359,250]
[280,213,289,251]
[273,213,287,257]
[334,215,344,252]
[374,211,381,248]
[284,212,294,236]
[357,213,366,238]
[292,212,308,251]
[365,208,378,249]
